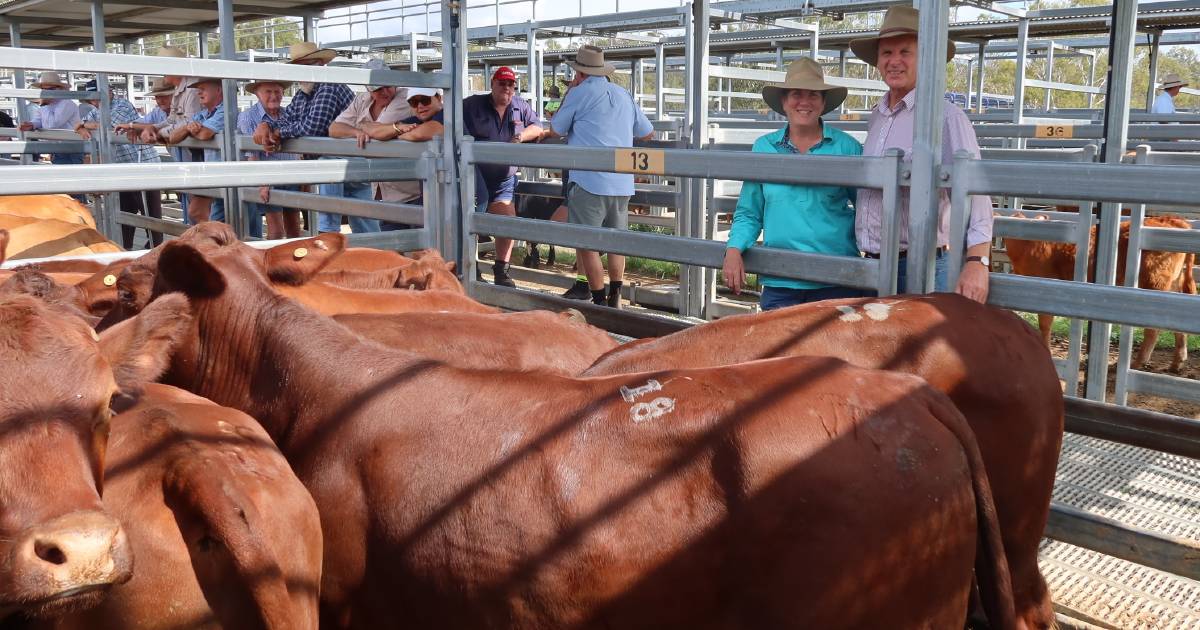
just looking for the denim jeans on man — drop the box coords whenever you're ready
[317,157,381,233]
[245,185,301,239]
[891,250,949,294]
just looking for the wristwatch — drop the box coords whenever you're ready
[392,122,402,133]
[966,255,990,268]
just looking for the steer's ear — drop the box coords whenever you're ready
[156,242,226,299]
[0,229,8,264]
[102,293,193,409]
[264,232,346,285]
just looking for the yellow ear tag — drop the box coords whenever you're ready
[103,274,117,287]
[293,247,309,259]
[89,328,100,342]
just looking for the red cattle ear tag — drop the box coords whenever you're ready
[293,247,309,260]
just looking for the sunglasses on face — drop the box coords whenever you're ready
[408,95,432,106]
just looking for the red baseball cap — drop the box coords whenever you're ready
[492,67,517,83]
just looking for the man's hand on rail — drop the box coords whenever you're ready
[955,254,990,304]
[18,122,35,132]
[259,185,271,204]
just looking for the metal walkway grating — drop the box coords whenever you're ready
[1042,433,1200,628]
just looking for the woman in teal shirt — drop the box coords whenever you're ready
[723,58,864,310]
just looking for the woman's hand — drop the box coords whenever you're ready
[723,248,745,295]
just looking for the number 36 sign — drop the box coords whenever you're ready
[614,148,665,175]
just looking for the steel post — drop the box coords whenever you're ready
[685,0,710,318]
[444,0,467,263]
[633,57,643,106]
[218,0,241,238]
[197,29,208,58]
[655,42,666,118]
[1146,32,1161,110]
[1044,41,1055,110]
[1087,52,1097,109]
[91,0,119,241]
[975,42,986,113]
[8,23,29,165]
[410,33,419,71]
[904,0,949,295]
[303,16,314,42]
[1085,0,1138,401]
[775,44,784,70]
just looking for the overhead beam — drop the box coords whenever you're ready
[0,15,178,31]
[66,0,322,18]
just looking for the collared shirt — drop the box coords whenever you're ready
[855,89,992,253]
[1151,91,1176,115]
[156,78,203,141]
[237,102,298,162]
[82,98,159,164]
[271,82,354,139]
[29,98,81,131]
[333,90,420,202]
[137,106,169,126]
[191,104,226,162]
[463,93,541,186]
[550,75,654,197]
[728,123,863,290]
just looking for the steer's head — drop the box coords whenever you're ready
[0,289,191,617]
[398,249,462,292]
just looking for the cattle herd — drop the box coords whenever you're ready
[0,216,1073,630]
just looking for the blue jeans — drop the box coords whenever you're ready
[760,285,869,311]
[246,185,301,239]
[317,157,380,234]
[210,198,225,223]
[892,250,949,294]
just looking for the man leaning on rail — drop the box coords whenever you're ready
[239,77,303,239]
[463,66,544,287]
[251,42,360,233]
[545,45,655,309]
[849,6,993,304]
[19,71,85,196]
[74,79,162,249]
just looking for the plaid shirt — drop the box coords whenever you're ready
[270,83,353,139]
[82,98,159,164]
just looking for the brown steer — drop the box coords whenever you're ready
[584,294,1063,630]
[149,238,1017,629]
[22,383,322,630]
[0,294,188,620]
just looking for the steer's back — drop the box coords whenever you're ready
[338,355,987,629]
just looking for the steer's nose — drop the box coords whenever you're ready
[9,511,133,605]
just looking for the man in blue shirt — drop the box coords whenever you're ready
[238,79,302,239]
[463,66,544,287]
[167,77,227,224]
[548,45,654,307]
[75,80,162,248]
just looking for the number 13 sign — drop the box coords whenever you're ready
[614,148,665,175]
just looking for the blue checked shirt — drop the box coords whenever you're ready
[82,98,159,164]
[269,83,353,139]
[238,102,299,162]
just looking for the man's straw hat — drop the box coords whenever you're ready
[244,78,293,94]
[31,71,68,89]
[156,45,187,58]
[848,6,955,67]
[146,77,175,96]
[1160,73,1188,90]
[288,41,337,65]
[761,58,847,116]
[567,44,615,77]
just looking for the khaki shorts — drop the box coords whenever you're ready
[566,182,630,230]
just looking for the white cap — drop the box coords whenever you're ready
[406,87,442,99]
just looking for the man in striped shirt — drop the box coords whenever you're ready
[75,79,161,248]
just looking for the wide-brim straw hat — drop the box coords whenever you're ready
[762,58,847,116]
[146,78,175,96]
[288,41,337,65]
[156,45,187,58]
[1160,73,1188,89]
[185,77,221,89]
[567,44,615,77]
[245,79,293,94]
[32,71,68,89]
[849,6,955,67]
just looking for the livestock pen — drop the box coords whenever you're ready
[0,0,1198,627]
